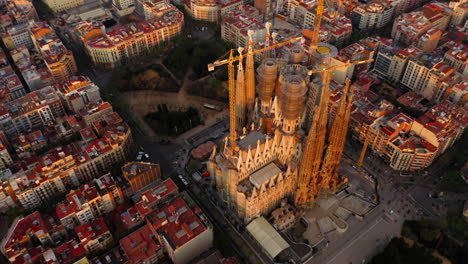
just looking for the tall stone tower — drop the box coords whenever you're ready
[235,48,246,135]
[294,74,352,207]
[245,31,256,124]
[207,29,353,222]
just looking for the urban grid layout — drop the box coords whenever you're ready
[0,0,467,264]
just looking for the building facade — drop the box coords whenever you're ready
[43,0,84,12]
[122,162,162,193]
[85,4,183,68]
[351,1,394,30]
[30,22,78,83]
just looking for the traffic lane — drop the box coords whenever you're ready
[184,185,259,263]
[137,140,180,176]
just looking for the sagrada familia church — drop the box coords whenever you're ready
[207,27,355,223]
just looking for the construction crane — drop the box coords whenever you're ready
[307,59,374,76]
[357,136,369,167]
[308,0,325,65]
[207,36,303,149]
[208,36,303,71]
[307,59,374,169]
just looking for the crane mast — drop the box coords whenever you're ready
[357,137,369,167]
[308,0,325,66]
[228,50,237,149]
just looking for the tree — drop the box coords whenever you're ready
[370,238,442,264]
[420,228,441,243]
[351,29,363,42]
[441,171,465,192]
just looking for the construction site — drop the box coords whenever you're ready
[201,0,382,262]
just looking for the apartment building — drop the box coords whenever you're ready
[452,2,468,25]
[15,130,48,154]
[56,174,124,228]
[416,27,442,53]
[11,167,68,210]
[0,211,52,263]
[1,86,64,138]
[186,0,242,23]
[74,20,105,44]
[290,4,352,48]
[144,0,183,20]
[415,101,467,153]
[0,144,13,170]
[75,218,113,254]
[8,145,85,210]
[10,46,54,91]
[351,93,467,171]
[392,2,453,46]
[444,80,468,106]
[56,76,102,113]
[147,197,213,264]
[0,58,26,103]
[43,0,84,12]
[122,161,162,194]
[382,114,437,171]
[351,1,394,30]
[52,240,87,264]
[376,45,423,84]
[0,179,17,213]
[5,116,133,211]
[31,22,78,83]
[321,10,352,48]
[113,0,135,10]
[391,0,422,17]
[2,85,64,136]
[443,43,468,75]
[401,55,456,101]
[120,225,164,264]
[134,178,178,216]
[0,23,34,50]
[79,101,114,127]
[288,0,316,28]
[121,178,178,229]
[86,4,183,68]
[0,0,38,33]
[221,5,266,48]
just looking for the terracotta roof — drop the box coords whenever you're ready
[147,197,207,249]
[120,225,162,264]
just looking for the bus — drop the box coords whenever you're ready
[203,104,222,111]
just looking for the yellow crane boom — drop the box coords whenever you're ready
[207,36,303,72]
[307,59,374,75]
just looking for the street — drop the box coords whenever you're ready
[305,140,451,264]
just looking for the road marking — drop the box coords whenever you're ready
[325,217,383,264]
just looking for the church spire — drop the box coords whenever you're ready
[236,47,246,135]
[294,70,332,207]
[245,30,256,124]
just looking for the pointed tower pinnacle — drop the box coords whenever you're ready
[271,32,278,58]
[318,79,351,189]
[294,70,332,208]
[236,47,246,135]
[245,30,256,124]
[264,22,272,59]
